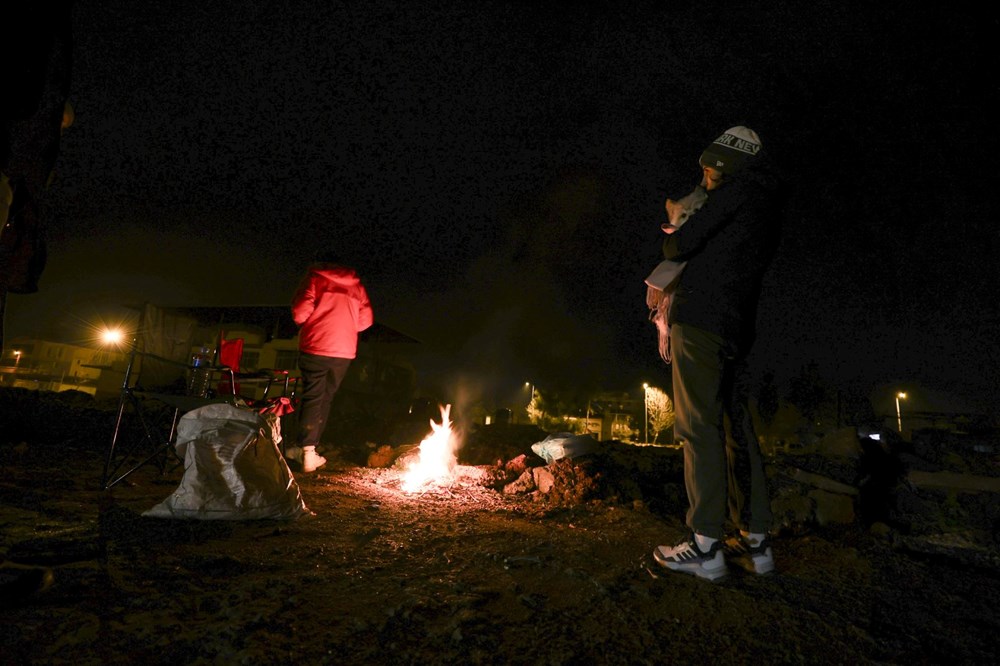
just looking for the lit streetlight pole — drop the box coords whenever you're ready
[13,350,21,371]
[895,391,907,433]
[642,383,649,444]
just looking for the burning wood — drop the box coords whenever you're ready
[400,404,459,492]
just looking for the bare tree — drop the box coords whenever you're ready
[645,386,675,444]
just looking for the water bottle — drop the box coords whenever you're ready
[188,348,211,396]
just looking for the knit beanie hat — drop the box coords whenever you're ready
[699,126,762,174]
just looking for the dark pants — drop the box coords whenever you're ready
[295,353,351,448]
[724,358,773,535]
[671,323,772,539]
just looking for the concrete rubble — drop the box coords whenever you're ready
[477,423,998,567]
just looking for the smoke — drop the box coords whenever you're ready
[370,169,625,423]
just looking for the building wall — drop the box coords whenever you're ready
[8,324,414,419]
[1,337,127,395]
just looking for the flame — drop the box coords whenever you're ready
[400,404,458,492]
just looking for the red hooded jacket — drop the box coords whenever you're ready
[291,264,373,359]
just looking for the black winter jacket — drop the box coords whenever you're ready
[662,160,785,354]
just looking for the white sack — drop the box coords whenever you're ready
[531,432,600,463]
[144,403,308,520]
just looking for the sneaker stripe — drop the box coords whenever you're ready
[652,541,728,580]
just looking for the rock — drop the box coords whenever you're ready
[809,489,856,525]
[505,454,531,476]
[367,444,400,468]
[532,467,555,493]
[791,467,859,496]
[898,452,940,472]
[815,427,862,458]
[907,470,1000,493]
[480,454,538,490]
[894,531,1000,568]
[869,521,893,538]
[771,493,814,528]
[543,458,601,505]
[917,426,1000,462]
[782,454,860,486]
[502,469,536,495]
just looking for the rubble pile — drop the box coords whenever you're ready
[467,422,999,565]
[886,428,1000,565]
[479,440,685,508]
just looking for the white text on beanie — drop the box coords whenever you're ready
[699,126,762,174]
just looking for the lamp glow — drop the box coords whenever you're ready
[101,328,125,346]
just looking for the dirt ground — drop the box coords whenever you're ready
[2,416,1000,665]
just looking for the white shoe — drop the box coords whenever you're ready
[302,446,327,473]
[653,536,728,581]
[284,446,302,462]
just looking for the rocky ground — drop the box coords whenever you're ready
[1,389,999,665]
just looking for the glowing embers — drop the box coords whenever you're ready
[400,404,459,492]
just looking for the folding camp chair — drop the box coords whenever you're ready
[102,306,295,489]
[213,331,294,406]
[102,304,212,489]
[212,333,300,458]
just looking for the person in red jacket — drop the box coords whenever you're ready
[287,251,373,473]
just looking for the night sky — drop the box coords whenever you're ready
[7,1,1000,414]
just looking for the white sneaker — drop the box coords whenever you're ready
[653,536,728,581]
[284,446,302,463]
[302,446,327,473]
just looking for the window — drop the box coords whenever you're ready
[241,351,260,372]
[273,350,299,371]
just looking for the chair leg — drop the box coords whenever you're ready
[102,390,181,490]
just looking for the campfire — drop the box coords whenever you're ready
[400,404,460,492]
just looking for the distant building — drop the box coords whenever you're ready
[519,390,641,442]
[3,306,420,420]
[589,391,643,442]
[1,337,127,395]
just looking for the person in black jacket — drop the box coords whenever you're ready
[652,126,785,580]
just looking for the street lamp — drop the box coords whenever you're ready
[100,327,125,346]
[523,381,535,424]
[13,350,21,371]
[895,391,907,433]
[642,383,653,444]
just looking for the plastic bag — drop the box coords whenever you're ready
[530,432,600,463]
[144,403,308,520]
